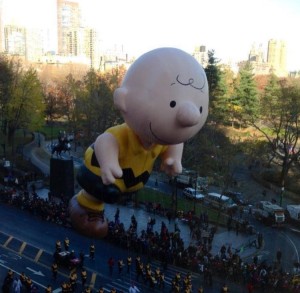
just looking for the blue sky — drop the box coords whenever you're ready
[2,0,300,71]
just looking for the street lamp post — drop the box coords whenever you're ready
[172,177,178,217]
[280,186,284,207]
[51,118,53,147]
[193,174,197,213]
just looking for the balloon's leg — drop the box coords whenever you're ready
[69,190,108,238]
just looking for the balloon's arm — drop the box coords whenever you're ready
[160,143,183,176]
[94,133,123,185]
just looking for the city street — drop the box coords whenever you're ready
[1,132,300,292]
[0,203,245,292]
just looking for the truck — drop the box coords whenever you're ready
[174,169,208,191]
[253,200,285,226]
[286,205,300,226]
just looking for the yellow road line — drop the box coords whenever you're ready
[34,249,43,262]
[19,242,27,254]
[89,273,97,288]
[4,236,13,247]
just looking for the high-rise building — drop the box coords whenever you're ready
[246,43,272,75]
[83,28,101,69]
[245,40,288,77]
[192,45,208,67]
[57,0,81,56]
[26,28,44,62]
[3,24,26,56]
[249,43,264,63]
[267,39,287,77]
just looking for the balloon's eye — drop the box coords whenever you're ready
[200,106,203,113]
[170,101,176,108]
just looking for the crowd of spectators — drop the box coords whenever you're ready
[1,181,300,292]
[0,184,70,226]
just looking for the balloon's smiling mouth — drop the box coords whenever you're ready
[149,122,171,145]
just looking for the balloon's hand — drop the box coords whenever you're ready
[161,158,182,177]
[101,164,123,185]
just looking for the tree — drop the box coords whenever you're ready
[58,74,81,128]
[0,56,14,135]
[205,51,222,120]
[249,76,300,187]
[74,69,118,143]
[6,65,45,149]
[211,66,235,125]
[232,62,259,127]
[205,50,221,98]
[96,72,118,131]
[44,83,62,123]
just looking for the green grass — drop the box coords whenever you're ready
[0,129,33,160]
[38,124,69,141]
[136,187,227,226]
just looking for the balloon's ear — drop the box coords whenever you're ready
[113,87,127,113]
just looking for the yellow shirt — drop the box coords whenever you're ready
[84,123,168,193]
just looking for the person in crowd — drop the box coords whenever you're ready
[158,271,165,290]
[118,258,124,274]
[221,283,229,292]
[108,257,115,277]
[45,285,52,293]
[127,256,132,273]
[128,282,140,293]
[81,268,87,287]
[69,271,77,293]
[136,260,144,282]
[64,237,70,251]
[276,248,282,264]
[2,270,14,293]
[114,208,120,224]
[89,243,95,260]
[12,277,22,293]
[52,262,58,280]
[19,272,27,289]
[79,250,85,268]
[55,240,61,253]
[25,276,33,293]
[246,281,254,293]
[61,282,68,293]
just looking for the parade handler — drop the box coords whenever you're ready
[69,47,209,238]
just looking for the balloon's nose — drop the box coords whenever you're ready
[176,102,201,127]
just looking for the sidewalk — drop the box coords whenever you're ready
[36,186,258,261]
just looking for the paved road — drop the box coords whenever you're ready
[0,198,256,293]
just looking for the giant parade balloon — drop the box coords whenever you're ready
[69,47,209,238]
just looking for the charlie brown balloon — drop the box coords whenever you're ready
[69,47,209,238]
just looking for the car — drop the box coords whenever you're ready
[223,191,248,206]
[183,188,205,201]
[204,192,238,211]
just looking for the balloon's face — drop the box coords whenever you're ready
[114,47,209,146]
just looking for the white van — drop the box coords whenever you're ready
[204,192,237,210]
